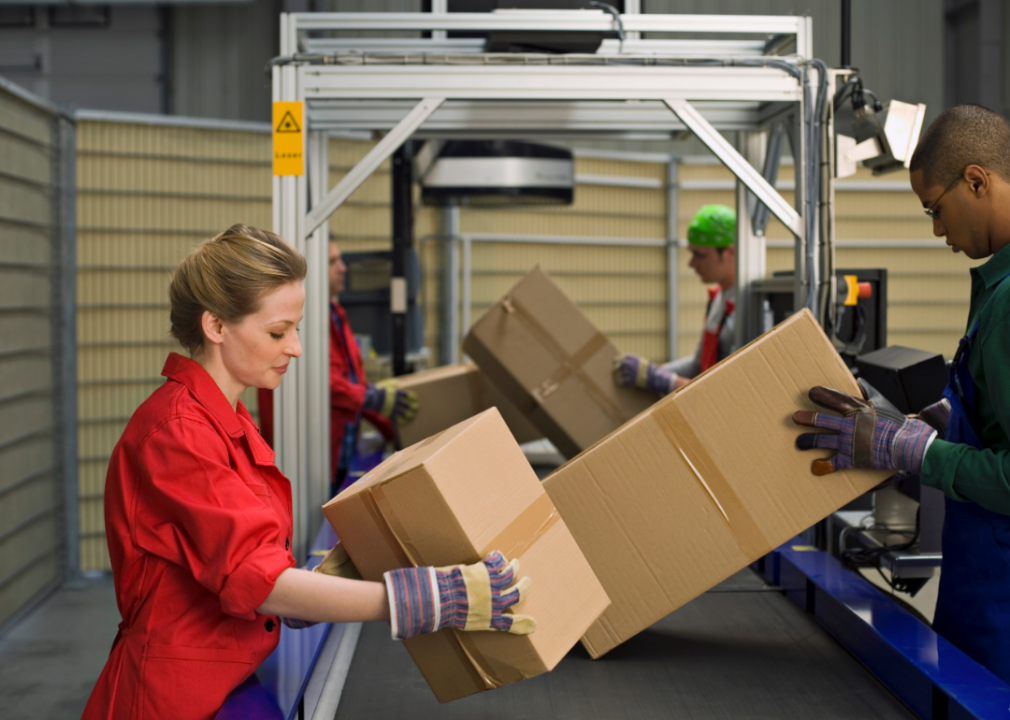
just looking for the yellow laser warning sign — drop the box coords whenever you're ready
[273,101,304,176]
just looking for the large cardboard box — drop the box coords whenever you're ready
[395,362,543,448]
[322,408,610,703]
[542,309,891,658]
[463,267,654,459]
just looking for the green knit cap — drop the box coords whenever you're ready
[687,204,736,248]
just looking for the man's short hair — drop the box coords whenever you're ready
[910,104,1010,188]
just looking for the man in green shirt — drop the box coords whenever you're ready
[793,104,1010,684]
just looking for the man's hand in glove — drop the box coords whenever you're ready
[383,550,536,641]
[363,378,418,423]
[793,386,937,476]
[613,354,676,396]
[918,398,951,436]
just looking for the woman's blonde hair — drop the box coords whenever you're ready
[170,224,307,354]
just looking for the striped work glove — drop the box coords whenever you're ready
[383,551,536,641]
[363,379,419,423]
[613,354,675,396]
[793,386,937,476]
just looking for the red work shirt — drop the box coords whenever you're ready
[258,302,391,478]
[82,354,296,720]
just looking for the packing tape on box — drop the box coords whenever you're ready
[655,403,773,560]
[500,295,630,427]
[367,484,559,691]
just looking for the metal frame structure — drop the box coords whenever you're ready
[272,10,822,559]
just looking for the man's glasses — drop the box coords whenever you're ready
[924,174,963,221]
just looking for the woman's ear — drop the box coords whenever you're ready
[201,310,225,346]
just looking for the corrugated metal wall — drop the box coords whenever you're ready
[75,115,274,571]
[171,0,278,122]
[0,78,74,629]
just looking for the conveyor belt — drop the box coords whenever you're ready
[332,569,916,719]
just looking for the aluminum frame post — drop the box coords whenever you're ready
[57,113,79,584]
[272,60,310,563]
[305,128,330,545]
[461,236,472,342]
[736,131,768,348]
[666,156,679,362]
[664,98,802,238]
[303,97,445,240]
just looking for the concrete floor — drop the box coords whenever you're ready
[0,563,940,720]
[0,573,120,720]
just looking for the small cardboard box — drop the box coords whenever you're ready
[463,267,654,459]
[542,309,891,658]
[322,408,610,703]
[395,362,543,448]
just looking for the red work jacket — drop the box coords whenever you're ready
[258,302,391,478]
[82,354,296,720]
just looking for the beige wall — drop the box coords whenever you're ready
[73,118,976,571]
[75,119,274,571]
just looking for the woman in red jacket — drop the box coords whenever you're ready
[81,225,534,720]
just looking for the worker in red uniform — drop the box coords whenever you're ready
[81,225,534,720]
[259,238,417,493]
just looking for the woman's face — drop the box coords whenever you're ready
[218,281,305,391]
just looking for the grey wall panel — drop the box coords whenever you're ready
[642,0,944,124]
[171,0,279,122]
[0,7,163,114]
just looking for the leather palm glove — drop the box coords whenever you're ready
[918,398,951,436]
[613,354,675,396]
[383,550,535,641]
[363,378,418,423]
[313,541,362,580]
[793,386,937,476]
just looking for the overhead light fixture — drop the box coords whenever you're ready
[417,140,574,207]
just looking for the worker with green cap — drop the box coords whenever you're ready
[614,204,737,396]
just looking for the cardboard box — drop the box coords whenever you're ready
[395,362,543,448]
[463,267,654,459]
[322,408,610,703]
[542,309,891,658]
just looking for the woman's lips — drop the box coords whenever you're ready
[274,365,289,375]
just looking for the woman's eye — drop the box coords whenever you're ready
[270,332,284,340]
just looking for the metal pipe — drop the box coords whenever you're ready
[391,144,413,377]
[841,0,852,68]
[666,157,680,362]
[440,206,460,365]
